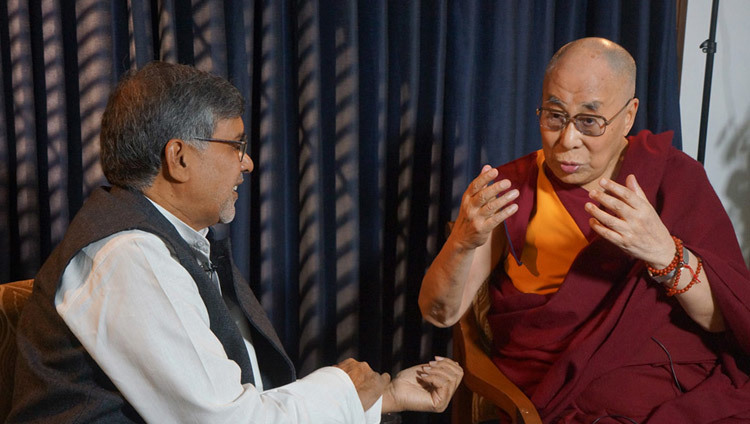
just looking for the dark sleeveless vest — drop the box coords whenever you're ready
[8,186,295,423]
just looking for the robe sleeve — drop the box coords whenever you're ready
[657,147,750,353]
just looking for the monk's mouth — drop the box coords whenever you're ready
[559,162,580,174]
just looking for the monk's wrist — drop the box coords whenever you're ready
[647,238,680,270]
[649,249,689,284]
[646,236,686,283]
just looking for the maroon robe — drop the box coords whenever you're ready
[488,130,750,423]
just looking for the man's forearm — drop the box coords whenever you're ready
[419,236,485,327]
[659,248,725,332]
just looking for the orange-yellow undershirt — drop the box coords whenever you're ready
[504,152,589,294]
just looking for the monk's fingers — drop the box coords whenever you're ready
[454,173,516,247]
[484,188,520,225]
[590,215,674,262]
[481,187,518,216]
[585,202,649,244]
[485,202,518,229]
[587,213,642,248]
[591,188,664,244]
[595,177,653,210]
[625,174,649,200]
[588,202,672,259]
[596,177,631,197]
[588,187,656,225]
[588,188,634,218]
[474,178,511,209]
[468,203,516,238]
[468,166,500,197]
[584,201,633,235]
[589,217,626,245]
[462,170,506,216]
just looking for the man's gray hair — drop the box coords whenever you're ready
[100,61,244,190]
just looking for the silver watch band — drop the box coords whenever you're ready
[649,248,689,284]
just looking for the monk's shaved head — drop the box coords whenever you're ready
[545,37,636,99]
[538,37,639,191]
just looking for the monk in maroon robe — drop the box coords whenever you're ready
[419,37,750,423]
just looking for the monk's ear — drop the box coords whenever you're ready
[162,138,191,183]
[622,98,639,136]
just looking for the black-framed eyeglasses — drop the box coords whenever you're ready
[194,136,248,162]
[536,98,633,137]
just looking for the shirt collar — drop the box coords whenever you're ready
[145,198,211,259]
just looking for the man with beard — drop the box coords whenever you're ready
[10,61,462,423]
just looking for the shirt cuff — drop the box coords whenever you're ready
[322,366,383,424]
[364,395,383,424]
[286,366,378,423]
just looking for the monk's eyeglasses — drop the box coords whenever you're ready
[194,135,248,162]
[536,98,633,137]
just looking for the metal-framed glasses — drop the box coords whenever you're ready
[536,98,633,137]
[195,136,248,162]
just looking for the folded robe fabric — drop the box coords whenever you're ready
[487,130,750,423]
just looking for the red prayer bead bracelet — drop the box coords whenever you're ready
[646,235,703,296]
[646,236,683,276]
[665,257,703,297]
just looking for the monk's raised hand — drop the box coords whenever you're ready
[585,174,675,268]
[452,165,518,250]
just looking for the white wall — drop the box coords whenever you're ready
[680,0,750,266]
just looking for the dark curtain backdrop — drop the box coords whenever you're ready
[1,1,681,421]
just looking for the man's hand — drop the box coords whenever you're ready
[381,356,463,413]
[451,165,519,251]
[335,358,391,411]
[586,174,675,268]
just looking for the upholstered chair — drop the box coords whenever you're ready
[0,279,34,421]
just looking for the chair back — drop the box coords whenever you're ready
[446,220,540,424]
[452,279,502,424]
[0,279,34,420]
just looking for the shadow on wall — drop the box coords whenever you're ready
[719,110,750,267]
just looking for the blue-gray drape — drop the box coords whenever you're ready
[1,1,680,421]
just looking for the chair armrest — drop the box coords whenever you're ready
[453,309,541,424]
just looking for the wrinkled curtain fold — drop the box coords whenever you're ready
[1,1,681,421]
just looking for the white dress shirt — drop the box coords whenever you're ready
[55,200,382,423]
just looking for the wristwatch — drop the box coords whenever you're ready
[648,249,689,284]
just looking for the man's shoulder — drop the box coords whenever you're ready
[80,230,168,262]
[627,129,680,159]
[627,129,703,174]
[74,186,150,223]
[37,187,174,282]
